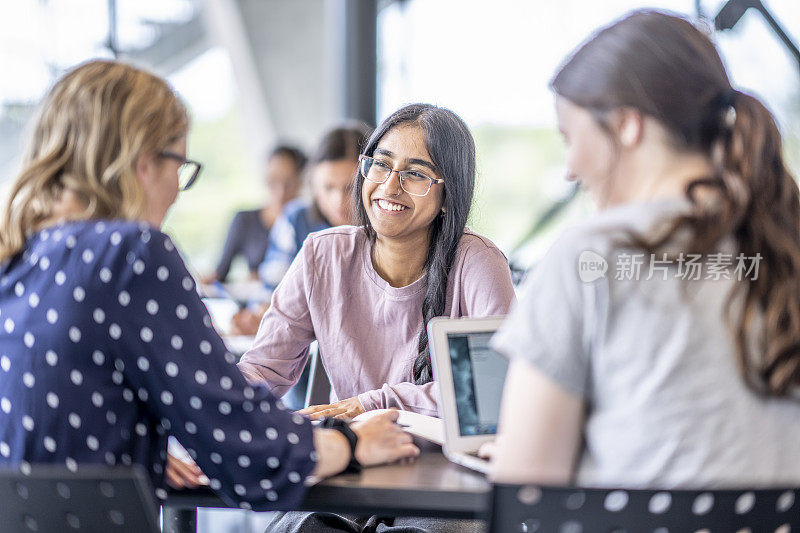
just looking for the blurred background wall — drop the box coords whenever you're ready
[1,0,798,278]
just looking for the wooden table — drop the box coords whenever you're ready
[162,447,491,532]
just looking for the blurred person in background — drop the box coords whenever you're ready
[491,10,800,490]
[230,125,370,337]
[203,145,306,283]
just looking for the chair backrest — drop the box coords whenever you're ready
[0,464,160,533]
[304,341,333,408]
[489,483,799,532]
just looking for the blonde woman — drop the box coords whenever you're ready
[0,59,417,510]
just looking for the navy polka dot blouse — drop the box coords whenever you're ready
[0,220,316,511]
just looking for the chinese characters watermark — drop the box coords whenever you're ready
[578,251,761,282]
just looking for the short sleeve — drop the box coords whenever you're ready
[106,227,316,511]
[490,234,595,398]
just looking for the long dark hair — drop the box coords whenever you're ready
[353,104,476,384]
[552,10,800,396]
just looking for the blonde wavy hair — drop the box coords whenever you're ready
[0,59,188,263]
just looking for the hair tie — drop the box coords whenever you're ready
[713,88,738,129]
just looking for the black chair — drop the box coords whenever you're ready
[489,483,800,532]
[304,341,333,408]
[0,464,159,533]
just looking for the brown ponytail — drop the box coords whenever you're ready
[552,10,800,397]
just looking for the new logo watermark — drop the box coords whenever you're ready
[578,250,608,282]
[577,251,762,283]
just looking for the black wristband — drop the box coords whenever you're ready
[320,418,362,473]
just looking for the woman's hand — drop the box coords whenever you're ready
[477,440,496,460]
[351,410,420,467]
[165,452,208,489]
[297,397,366,421]
[230,308,263,336]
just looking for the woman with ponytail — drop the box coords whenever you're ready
[239,103,515,418]
[491,10,800,488]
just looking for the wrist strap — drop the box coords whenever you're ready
[320,418,362,473]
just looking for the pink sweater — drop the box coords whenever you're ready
[238,226,515,416]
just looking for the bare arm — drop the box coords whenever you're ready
[491,358,584,485]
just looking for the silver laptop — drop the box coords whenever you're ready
[428,316,508,474]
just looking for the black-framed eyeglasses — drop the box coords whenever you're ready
[358,155,444,197]
[160,151,203,191]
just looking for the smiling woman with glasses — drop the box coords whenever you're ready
[240,102,516,418]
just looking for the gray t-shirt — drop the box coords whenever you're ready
[492,199,800,489]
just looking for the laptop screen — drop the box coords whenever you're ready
[447,331,508,436]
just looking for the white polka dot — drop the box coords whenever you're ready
[0,442,9,457]
[99,267,112,283]
[69,327,81,343]
[141,231,151,244]
[44,436,56,452]
[185,421,197,434]
[0,397,10,413]
[86,435,99,450]
[210,452,222,464]
[234,484,246,496]
[165,362,178,377]
[1,355,11,371]
[104,452,115,465]
[46,392,59,408]
[91,392,104,407]
[109,323,121,339]
[114,358,124,371]
[92,350,104,366]
[182,277,194,291]
[65,458,77,472]
[194,370,207,384]
[106,411,117,424]
[242,401,253,413]
[176,304,188,319]
[132,260,145,275]
[122,389,134,402]
[267,457,280,469]
[287,432,300,444]
[219,401,231,415]
[93,308,105,324]
[220,376,233,390]
[110,231,122,245]
[292,414,305,425]
[266,428,278,440]
[137,357,150,371]
[94,222,105,233]
[4,318,14,333]
[157,266,169,281]
[120,454,132,465]
[65,235,76,248]
[190,397,202,409]
[28,293,39,308]
[39,256,50,270]
[259,479,273,490]
[55,271,66,285]
[145,300,159,315]
[204,316,213,328]
[199,341,211,354]
[68,413,81,429]
[212,428,225,442]
[310,451,319,462]
[288,471,301,483]
[111,371,123,385]
[70,369,83,386]
[170,335,183,350]
[23,332,34,348]
[164,239,175,252]
[243,387,254,400]
[209,478,222,490]
[137,388,148,402]
[46,309,58,324]
[82,249,94,264]
[267,491,278,501]
[238,456,251,468]
[22,372,34,388]
[118,291,130,306]
[160,391,173,405]
[239,430,252,443]
[73,286,85,302]
[135,423,147,436]
[14,281,24,297]
[155,488,167,500]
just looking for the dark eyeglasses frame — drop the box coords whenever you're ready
[159,151,203,191]
[358,154,444,197]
